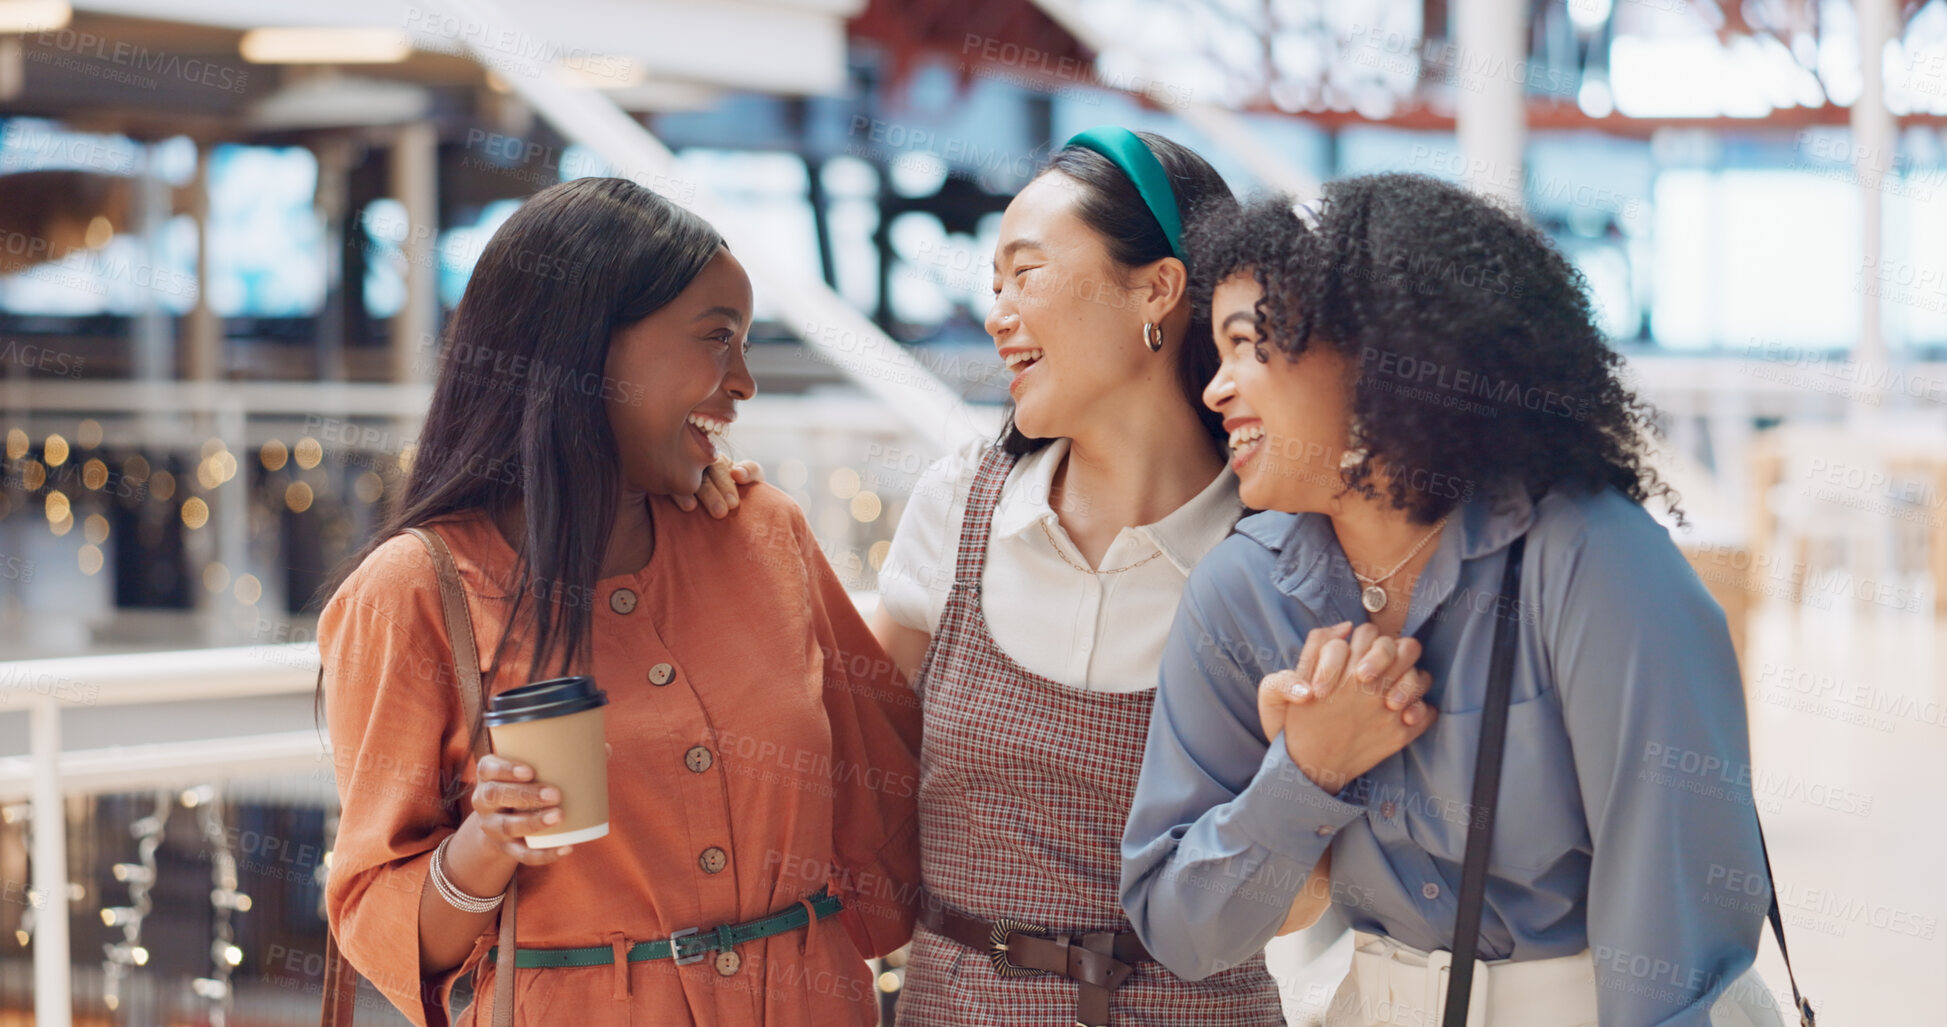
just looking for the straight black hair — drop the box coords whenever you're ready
[999,130,1236,455]
[313,178,725,786]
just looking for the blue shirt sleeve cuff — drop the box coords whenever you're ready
[1227,733,1368,857]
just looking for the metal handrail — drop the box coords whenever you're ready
[0,730,327,802]
[1,644,318,708]
[4,643,323,1025]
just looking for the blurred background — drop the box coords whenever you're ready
[0,0,1940,1022]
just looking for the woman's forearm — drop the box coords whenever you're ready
[867,604,930,688]
[418,815,519,975]
[1276,848,1333,936]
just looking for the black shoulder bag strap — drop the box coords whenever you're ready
[1759,820,1819,1024]
[1441,535,1815,1026]
[1439,535,1524,1026]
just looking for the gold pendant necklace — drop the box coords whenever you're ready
[1351,515,1449,613]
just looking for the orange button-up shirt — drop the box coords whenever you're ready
[321,485,921,1026]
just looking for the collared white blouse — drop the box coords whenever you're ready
[877,437,1245,694]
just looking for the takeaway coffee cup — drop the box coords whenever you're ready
[484,675,610,848]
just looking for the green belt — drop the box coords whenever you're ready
[487,890,844,969]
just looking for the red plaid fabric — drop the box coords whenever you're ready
[895,446,1283,1026]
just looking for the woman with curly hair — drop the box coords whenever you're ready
[1122,174,1805,1026]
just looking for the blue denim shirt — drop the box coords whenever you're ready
[1121,485,1771,1026]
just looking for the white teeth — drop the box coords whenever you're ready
[1003,349,1044,371]
[687,414,728,437]
[1227,424,1265,450]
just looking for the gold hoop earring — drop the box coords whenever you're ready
[1142,322,1164,353]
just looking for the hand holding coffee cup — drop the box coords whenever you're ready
[481,675,612,850]
[469,754,582,865]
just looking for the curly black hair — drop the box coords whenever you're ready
[1186,172,1678,525]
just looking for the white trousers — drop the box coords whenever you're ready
[1323,932,1788,1027]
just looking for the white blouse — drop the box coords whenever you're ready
[877,437,1246,693]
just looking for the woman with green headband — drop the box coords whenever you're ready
[868,128,1362,1026]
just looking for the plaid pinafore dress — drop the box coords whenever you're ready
[894,445,1284,1027]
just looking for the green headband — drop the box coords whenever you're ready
[1062,126,1186,262]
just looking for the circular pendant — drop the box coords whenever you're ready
[1361,585,1388,613]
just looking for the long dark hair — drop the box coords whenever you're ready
[314,177,724,737]
[1000,131,1236,454]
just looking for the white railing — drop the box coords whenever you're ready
[0,599,884,1022]
[1,644,322,1026]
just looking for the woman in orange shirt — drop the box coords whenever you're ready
[317,176,921,1026]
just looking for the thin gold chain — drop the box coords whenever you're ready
[1351,515,1450,588]
[1038,518,1166,575]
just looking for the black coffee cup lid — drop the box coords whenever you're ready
[485,675,608,727]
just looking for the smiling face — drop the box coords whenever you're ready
[603,247,755,497]
[1203,272,1358,512]
[986,172,1181,440]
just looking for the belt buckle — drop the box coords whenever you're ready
[668,926,705,966]
[987,916,1050,978]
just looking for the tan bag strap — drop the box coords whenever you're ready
[404,526,517,1027]
[406,527,489,760]
[320,930,357,1026]
[321,525,517,1027]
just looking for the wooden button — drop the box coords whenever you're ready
[699,846,727,874]
[647,662,675,686]
[1380,801,1398,819]
[714,950,741,976]
[609,588,638,614]
[684,746,713,773]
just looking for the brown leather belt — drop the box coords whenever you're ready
[918,893,1151,1027]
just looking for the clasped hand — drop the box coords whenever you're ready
[1255,621,1437,793]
